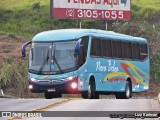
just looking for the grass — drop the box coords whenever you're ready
[0,0,159,37]
[132,0,160,10]
[131,0,160,21]
[0,0,49,10]
[0,0,51,37]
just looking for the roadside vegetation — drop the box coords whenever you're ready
[0,0,160,97]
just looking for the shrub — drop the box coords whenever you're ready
[0,59,29,97]
[3,49,11,53]
[32,2,41,10]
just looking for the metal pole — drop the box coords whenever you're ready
[50,0,54,30]
[79,20,82,29]
[105,21,107,30]
[78,19,81,29]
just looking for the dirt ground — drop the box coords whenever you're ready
[0,35,29,60]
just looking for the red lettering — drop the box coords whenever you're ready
[74,0,78,3]
[85,0,90,4]
[80,0,85,4]
[91,0,96,4]
[103,0,119,7]
[113,0,119,5]
[103,0,109,4]
[96,0,101,4]
[108,0,113,7]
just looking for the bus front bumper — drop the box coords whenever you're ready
[28,78,80,94]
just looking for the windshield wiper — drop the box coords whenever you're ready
[51,55,63,74]
[51,45,63,73]
[38,49,49,74]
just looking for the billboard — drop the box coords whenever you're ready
[53,0,131,20]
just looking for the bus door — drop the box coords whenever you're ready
[77,36,89,90]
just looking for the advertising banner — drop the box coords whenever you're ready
[53,0,131,20]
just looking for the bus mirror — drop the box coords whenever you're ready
[75,39,81,56]
[22,41,32,57]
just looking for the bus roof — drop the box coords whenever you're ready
[32,29,148,43]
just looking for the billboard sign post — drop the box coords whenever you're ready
[52,0,131,20]
[50,0,54,29]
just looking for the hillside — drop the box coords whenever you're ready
[0,0,160,98]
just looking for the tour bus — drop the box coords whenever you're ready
[22,29,150,99]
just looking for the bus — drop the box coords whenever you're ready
[22,29,150,99]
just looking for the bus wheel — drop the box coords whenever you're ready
[88,81,99,99]
[115,81,132,99]
[81,92,88,99]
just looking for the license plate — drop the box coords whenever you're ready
[47,88,56,92]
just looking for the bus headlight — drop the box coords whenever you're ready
[66,76,78,81]
[67,76,74,80]
[29,78,37,82]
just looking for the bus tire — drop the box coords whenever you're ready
[88,80,99,99]
[81,92,88,99]
[115,81,132,99]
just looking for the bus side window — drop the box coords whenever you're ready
[78,36,89,67]
[91,37,102,57]
[123,42,133,59]
[132,43,140,60]
[96,39,102,56]
[101,39,107,57]
[100,39,112,58]
[91,38,96,56]
[140,44,148,61]
[117,41,123,58]
[112,40,123,58]
[112,40,116,58]
[106,40,112,57]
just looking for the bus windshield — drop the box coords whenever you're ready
[29,41,77,74]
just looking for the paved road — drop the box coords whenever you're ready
[0,98,68,111]
[0,98,159,120]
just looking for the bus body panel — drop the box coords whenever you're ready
[87,57,149,92]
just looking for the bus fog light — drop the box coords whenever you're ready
[28,85,33,89]
[71,82,77,89]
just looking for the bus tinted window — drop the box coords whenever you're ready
[112,41,122,58]
[132,43,140,60]
[91,38,96,56]
[101,40,107,57]
[101,39,112,58]
[140,44,148,61]
[117,41,123,58]
[91,37,102,57]
[123,42,132,59]
[96,39,102,56]
[112,41,117,58]
[106,40,112,57]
